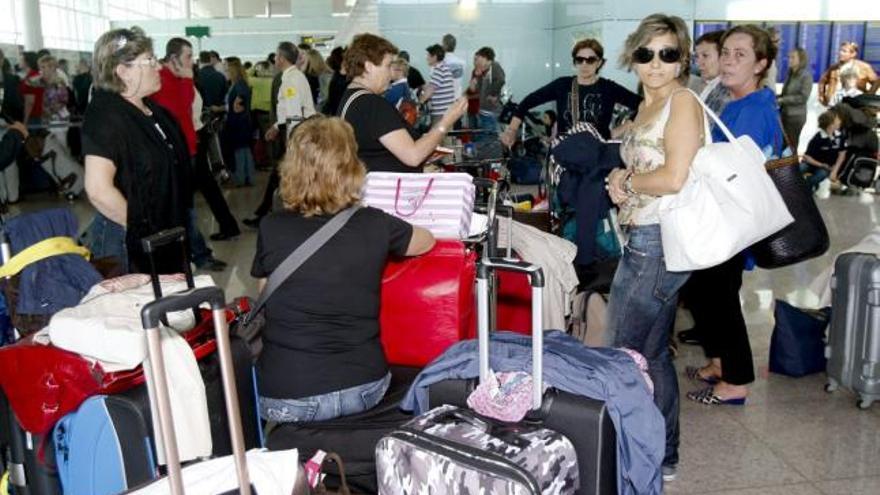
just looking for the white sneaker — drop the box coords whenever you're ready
[662,465,677,482]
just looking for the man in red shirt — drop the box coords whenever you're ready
[150,38,234,271]
[19,51,44,124]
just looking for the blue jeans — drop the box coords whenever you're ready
[799,162,829,191]
[234,147,255,186]
[604,224,689,468]
[187,208,213,267]
[82,213,128,270]
[475,113,498,142]
[259,372,391,423]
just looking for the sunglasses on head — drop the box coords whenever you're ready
[632,47,682,64]
[573,55,602,65]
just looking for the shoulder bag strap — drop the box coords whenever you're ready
[569,77,580,127]
[340,89,371,119]
[246,206,359,321]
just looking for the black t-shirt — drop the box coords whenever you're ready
[82,90,192,274]
[515,76,641,138]
[338,88,421,173]
[407,67,426,90]
[251,207,414,400]
[805,131,844,167]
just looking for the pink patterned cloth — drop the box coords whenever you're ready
[98,274,186,293]
[620,348,653,393]
[467,371,535,423]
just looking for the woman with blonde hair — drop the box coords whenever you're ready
[818,41,878,106]
[223,56,255,186]
[779,47,812,150]
[304,48,331,109]
[252,115,434,423]
[82,27,192,273]
[604,13,704,483]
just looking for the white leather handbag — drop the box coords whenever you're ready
[658,90,793,272]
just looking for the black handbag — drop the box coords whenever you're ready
[751,124,829,269]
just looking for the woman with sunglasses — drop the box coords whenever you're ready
[684,25,786,408]
[500,38,640,146]
[604,14,704,483]
[82,27,193,273]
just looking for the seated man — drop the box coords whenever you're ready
[800,110,845,191]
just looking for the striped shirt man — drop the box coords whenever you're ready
[428,61,455,117]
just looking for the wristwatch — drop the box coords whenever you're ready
[622,171,635,195]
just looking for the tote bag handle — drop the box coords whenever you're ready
[394,177,435,217]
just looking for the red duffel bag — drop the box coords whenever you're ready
[0,305,240,434]
[496,268,533,335]
[379,240,477,367]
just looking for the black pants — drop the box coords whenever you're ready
[781,113,806,153]
[688,254,755,386]
[253,125,286,217]
[195,132,240,236]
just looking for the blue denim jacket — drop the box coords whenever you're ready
[402,330,665,495]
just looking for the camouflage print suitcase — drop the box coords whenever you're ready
[376,404,578,494]
[376,259,579,494]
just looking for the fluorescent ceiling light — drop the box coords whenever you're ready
[459,0,478,9]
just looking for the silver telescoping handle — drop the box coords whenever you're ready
[476,258,545,409]
[140,286,252,495]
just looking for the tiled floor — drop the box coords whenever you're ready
[10,169,880,494]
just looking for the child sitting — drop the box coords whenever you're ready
[800,110,845,190]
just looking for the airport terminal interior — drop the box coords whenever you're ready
[0,1,878,494]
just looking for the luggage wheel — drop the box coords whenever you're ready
[857,398,874,410]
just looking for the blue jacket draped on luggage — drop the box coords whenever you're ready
[402,330,665,495]
[552,125,622,265]
[5,208,102,316]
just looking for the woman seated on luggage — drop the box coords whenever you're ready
[337,33,467,173]
[82,27,192,273]
[252,115,435,423]
[604,14,704,480]
[500,38,641,146]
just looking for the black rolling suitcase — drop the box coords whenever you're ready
[265,366,419,493]
[426,258,618,495]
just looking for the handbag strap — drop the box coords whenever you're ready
[569,77,579,127]
[393,177,435,217]
[246,206,359,321]
[340,89,370,120]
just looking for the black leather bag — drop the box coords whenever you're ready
[751,153,829,269]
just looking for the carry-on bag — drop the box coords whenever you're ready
[750,121,830,269]
[825,253,880,409]
[423,259,619,495]
[377,259,580,494]
[657,91,794,271]
[136,286,257,494]
[843,155,879,189]
[379,239,477,367]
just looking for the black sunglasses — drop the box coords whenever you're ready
[573,55,602,65]
[632,47,682,64]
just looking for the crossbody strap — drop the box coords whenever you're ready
[246,206,359,321]
[340,89,371,120]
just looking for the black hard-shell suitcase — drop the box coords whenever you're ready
[265,366,419,493]
[427,258,618,495]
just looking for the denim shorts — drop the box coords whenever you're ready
[81,213,128,270]
[259,372,392,423]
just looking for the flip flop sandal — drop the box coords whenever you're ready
[686,386,747,406]
[685,365,719,385]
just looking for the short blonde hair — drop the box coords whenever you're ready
[279,116,365,216]
[92,27,153,93]
[620,13,691,83]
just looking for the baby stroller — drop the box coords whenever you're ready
[834,95,880,190]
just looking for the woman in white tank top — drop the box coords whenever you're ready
[603,14,706,483]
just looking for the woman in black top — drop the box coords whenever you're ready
[82,27,192,273]
[337,33,467,173]
[252,115,434,422]
[501,38,641,144]
[322,46,348,114]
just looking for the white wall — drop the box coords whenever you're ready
[377,0,555,100]
[110,15,344,61]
